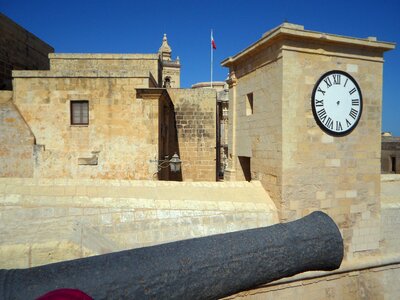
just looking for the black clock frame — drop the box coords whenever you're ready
[311,70,363,137]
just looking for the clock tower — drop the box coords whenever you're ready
[222,23,395,259]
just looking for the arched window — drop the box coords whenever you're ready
[163,76,171,88]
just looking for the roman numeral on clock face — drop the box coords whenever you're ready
[315,99,324,107]
[333,74,341,85]
[324,77,332,88]
[336,121,343,131]
[349,108,358,119]
[325,117,333,130]
[317,109,327,122]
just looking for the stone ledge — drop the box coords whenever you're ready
[12,70,151,78]
[381,174,400,182]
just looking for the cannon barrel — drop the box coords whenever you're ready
[0,211,343,299]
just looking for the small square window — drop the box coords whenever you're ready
[246,93,253,116]
[71,101,89,125]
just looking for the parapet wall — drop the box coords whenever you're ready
[49,53,160,85]
[0,178,278,268]
[1,176,400,299]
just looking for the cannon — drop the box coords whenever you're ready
[0,211,343,299]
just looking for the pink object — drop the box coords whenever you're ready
[36,288,93,300]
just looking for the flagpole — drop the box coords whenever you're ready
[211,29,213,88]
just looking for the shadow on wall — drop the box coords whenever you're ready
[239,156,251,182]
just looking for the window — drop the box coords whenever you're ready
[71,101,89,125]
[246,92,253,116]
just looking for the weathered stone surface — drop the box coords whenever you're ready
[0,178,278,269]
[168,88,217,181]
[0,211,343,299]
[0,93,35,177]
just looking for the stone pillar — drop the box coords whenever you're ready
[224,70,238,181]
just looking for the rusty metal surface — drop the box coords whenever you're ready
[0,211,343,299]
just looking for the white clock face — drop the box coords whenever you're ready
[311,70,362,136]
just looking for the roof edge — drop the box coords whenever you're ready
[221,23,396,67]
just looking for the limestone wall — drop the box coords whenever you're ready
[222,24,392,261]
[12,73,159,180]
[225,42,283,206]
[0,13,53,90]
[0,178,278,268]
[381,174,400,255]
[168,89,217,181]
[0,91,35,177]
[280,40,385,259]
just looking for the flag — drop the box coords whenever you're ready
[211,31,216,50]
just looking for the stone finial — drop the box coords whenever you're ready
[159,33,172,61]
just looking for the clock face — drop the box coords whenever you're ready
[311,70,362,136]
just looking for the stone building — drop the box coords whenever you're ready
[0,33,216,181]
[381,132,400,173]
[0,13,54,90]
[222,22,399,298]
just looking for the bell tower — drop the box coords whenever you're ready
[158,34,180,88]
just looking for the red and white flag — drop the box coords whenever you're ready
[211,31,216,50]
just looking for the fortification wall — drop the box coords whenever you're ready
[0,178,278,268]
[1,176,400,298]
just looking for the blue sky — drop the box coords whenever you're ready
[2,0,399,135]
